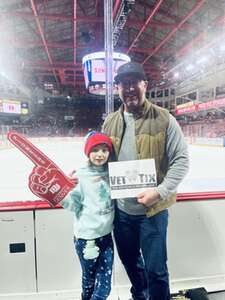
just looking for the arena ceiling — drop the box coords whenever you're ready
[0,0,225,95]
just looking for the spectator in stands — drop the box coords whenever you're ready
[61,132,114,300]
[102,62,189,300]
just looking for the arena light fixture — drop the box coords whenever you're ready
[186,64,194,71]
[219,44,225,51]
[113,0,135,46]
[174,72,180,79]
[196,56,208,64]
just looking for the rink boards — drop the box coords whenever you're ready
[0,138,225,298]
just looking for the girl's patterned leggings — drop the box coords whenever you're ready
[75,233,114,300]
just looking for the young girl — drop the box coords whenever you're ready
[61,131,114,300]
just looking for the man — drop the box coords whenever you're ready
[102,62,189,300]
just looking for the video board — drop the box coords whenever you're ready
[0,100,28,115]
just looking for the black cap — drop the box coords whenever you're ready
[114,62,147,83]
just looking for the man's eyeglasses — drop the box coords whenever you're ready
[117,79,142,88]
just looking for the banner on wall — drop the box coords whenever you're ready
[175,97,225,115]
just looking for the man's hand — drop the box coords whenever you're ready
[137,189,160,207]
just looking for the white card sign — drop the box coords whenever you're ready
[108,159,157,199]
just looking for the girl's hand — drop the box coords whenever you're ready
[68,170,78,185]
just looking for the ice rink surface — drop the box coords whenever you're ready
[0,139,225,202]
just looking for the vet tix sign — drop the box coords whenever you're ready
[108,159,157,199]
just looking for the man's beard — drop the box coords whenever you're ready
[123,94,143,114]
[126,102,141,114]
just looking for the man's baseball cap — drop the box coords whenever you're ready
[114,62,147,83]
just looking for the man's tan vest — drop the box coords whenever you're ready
[103,99,176,217]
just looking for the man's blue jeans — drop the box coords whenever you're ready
[114,207,170,300]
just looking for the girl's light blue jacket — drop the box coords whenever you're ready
[61,164,114,240]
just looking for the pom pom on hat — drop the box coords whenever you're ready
[84,131,113,157]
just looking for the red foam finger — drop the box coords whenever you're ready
[28,173,40,185]
[33,166,48,176]
[31,166,56,185]
[29,182,49,194]
[7,131,58,168]
[40,168,58,183]
[8,131,77,206]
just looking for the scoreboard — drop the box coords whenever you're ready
[82,51,130,95]
[0,99,28,115]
